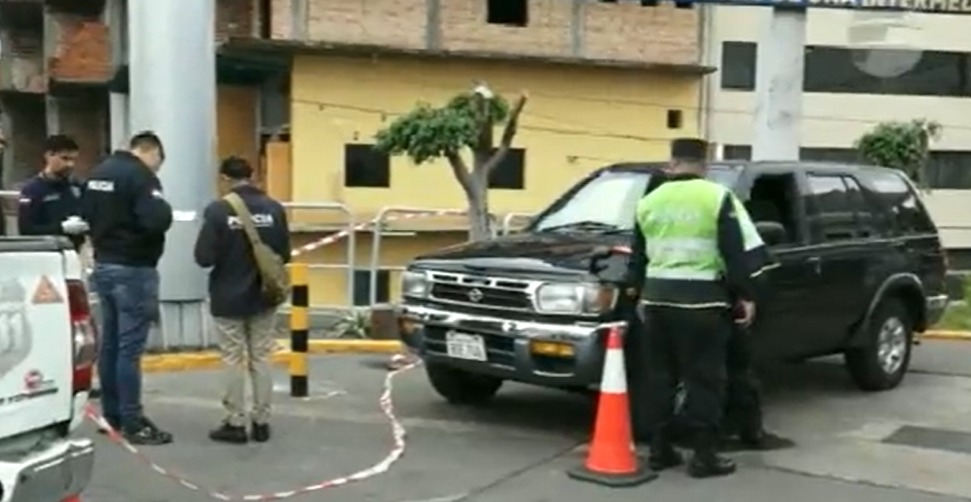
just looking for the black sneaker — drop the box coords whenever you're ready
[251,422,271,443]
[123,417,173,445]
[209,423,248,444]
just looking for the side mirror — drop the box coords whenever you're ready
[588,245,632,279]
[755,221,787,247]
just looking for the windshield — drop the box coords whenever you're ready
[531,167,741,233]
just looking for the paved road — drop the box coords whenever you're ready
[82,339,971,502]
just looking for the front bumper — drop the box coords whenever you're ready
[0,438,94,502]
[925,293,950,328]
[398,304,615,388]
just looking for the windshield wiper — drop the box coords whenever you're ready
[539,220,625,233]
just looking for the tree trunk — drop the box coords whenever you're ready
[466,174,492,241]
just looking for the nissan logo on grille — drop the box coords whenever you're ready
[467,288,484,302]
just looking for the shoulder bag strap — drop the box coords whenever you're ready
[223,193,265,251]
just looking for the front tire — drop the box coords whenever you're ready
[425,362,503,405]
[844,298,913,391]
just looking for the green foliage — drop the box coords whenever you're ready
[334,307,371,339]
[855,119,941,183]
[374,92,512,165]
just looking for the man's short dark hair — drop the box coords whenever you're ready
[219,156,253,180]
[44,134,79,154]
[129,130,164,159]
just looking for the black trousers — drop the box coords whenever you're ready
[644,306,730,438]
[722,326,763,437]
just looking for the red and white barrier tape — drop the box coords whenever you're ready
[85,363,419,501]
[290,210,466,258]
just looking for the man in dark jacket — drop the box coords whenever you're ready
[194,156,290,445]
[81,131,173,445]
[17,135,87,249]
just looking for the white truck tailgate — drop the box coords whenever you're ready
[0,250,73,439]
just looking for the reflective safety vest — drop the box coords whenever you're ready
[635,178,763,308]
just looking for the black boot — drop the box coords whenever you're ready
[648,427,684,471]
[251,421,271,443]
[209,423,248,444]
[687,429,736,478]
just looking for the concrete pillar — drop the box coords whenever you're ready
[128,0,216,349]
[751,7,806,162]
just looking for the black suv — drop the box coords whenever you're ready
[396,161,949,404]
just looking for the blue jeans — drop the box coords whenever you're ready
[92,263,159,429]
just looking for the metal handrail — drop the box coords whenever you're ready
[283,201,355,306]
[501,212,533,235]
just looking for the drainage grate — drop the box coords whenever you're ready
[883,425,971,455]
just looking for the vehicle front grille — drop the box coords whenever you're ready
[428,271,533,311]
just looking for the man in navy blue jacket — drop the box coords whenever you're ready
[82,131,174,446]
[17,135,87,249]
[194,156,290,445]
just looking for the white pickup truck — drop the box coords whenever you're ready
[0,236,96,502]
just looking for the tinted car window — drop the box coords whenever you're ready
[531,167,741,232]
[806,175,856,242]
[842,176,882,238]
[862,170,936,235]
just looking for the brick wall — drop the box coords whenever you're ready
[217,0,255,41]
[271,0,699,66]
[48,13,111,83]
[56,94,107,178]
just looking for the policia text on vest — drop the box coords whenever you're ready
[636,174,767,478]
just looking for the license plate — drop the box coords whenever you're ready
[445,331,487,361]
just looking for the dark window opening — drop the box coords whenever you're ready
[861,169,936,235]
[344,144,390,188]
[488,148,526,189]
[353,269,389,306]
[720,40,971,97]
[487,0,528,27]
[258,0,272,38]
[666,109,683,129]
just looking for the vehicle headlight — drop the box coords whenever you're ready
[400,270,429,298]
[534,283,617,315]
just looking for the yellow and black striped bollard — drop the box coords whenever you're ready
[290,262,309,397]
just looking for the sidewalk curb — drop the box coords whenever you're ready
[922,330,971,341]
[140,340,403,374]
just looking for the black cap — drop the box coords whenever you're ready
[670,138,708,161]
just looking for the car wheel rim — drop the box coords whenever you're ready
[877,317,908,375]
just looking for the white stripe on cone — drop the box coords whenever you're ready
[600,346,627,394]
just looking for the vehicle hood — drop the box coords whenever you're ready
[411,231,630,278]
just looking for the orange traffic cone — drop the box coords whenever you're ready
[567,325,657,487]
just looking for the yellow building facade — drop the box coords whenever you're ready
[284,52,702,307]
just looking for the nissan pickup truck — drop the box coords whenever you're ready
[0,236,97,501]
[397,161,949,404]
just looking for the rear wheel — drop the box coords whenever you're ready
[425,362,503,405]
[844,298,913,391]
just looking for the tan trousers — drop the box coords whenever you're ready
[214,310,277,427]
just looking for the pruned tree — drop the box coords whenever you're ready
[855,119,941,187]
[374,83,528,241]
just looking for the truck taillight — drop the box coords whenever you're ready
[67,279,97,394]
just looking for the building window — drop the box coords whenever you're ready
[720,42,758,91]
[666,110,683,129]
[488,148,525,190]
[352,269,389,306]
[487,0,528,27]
[720,41,971,97]
[344,144,390,188]
[719,144,971,189]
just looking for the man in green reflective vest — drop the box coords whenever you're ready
[636,138,761,479]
